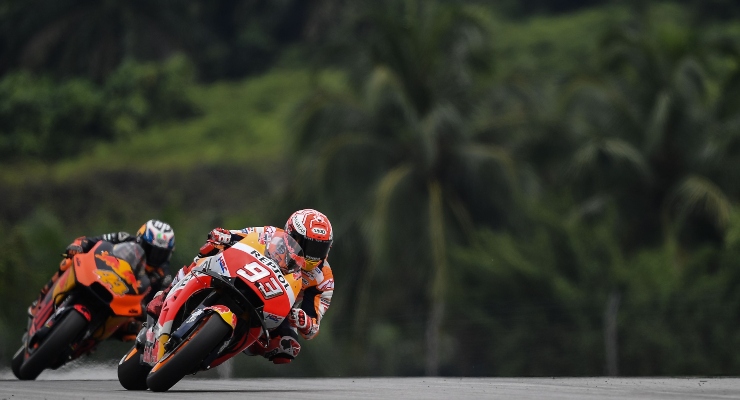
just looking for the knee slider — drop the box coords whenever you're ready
[264,336,301,364]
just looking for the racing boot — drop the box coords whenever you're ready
[243,334,301,364]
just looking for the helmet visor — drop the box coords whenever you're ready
[266,232,305,274]
[143,241,172,268]
[291,234,331,262]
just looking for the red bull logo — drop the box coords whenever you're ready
[207,305,238,328]
[96,252,137,286]
[96,252,120,268]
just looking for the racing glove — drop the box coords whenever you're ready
[208,227,232,244]
[196,228,233,258]
[62,237,93,258]
[59,239,88,272]
[63,243,84,258]
[289,309,318,339]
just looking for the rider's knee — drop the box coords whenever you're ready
[253,334,300,364]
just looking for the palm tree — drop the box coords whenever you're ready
[0,0,202,80]
[291,0,514,375]
[500,9,739,375]
[557,10,735,251]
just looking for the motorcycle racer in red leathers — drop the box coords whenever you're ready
[146,209,334,364]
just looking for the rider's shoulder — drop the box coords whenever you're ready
[236,226,277,235]
[98,231,133,243]
[117,231,134,241]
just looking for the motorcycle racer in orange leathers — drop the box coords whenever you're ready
[146,209,334,364]
[28,219,175,341]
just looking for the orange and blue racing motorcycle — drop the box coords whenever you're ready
[12,241,146,380]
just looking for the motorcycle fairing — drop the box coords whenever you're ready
[75,244,145,317]
[143,232,304,372]
[222,241,299,328]
[22,241,149,369]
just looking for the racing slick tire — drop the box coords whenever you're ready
[146,316,231,392]
[11,346,25,380]
[118,345,152,390]
[18,309,87,380]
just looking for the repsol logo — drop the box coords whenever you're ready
[249,250,289,290]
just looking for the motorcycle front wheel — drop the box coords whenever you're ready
[146,316,231,392]
[11,346,24,380]
[118,345,151,390]
[18,309,87,380]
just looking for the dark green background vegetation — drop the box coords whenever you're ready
[2,0,740,377]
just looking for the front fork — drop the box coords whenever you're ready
[26,296,91,347]
[141,305,237,366]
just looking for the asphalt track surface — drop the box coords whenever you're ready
[1,373,740,400]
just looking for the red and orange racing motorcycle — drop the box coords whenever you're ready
[117,230,303,392]
[12,241,146,380]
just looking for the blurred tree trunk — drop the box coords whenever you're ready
[425,181,447,376]
[604,290,621,376]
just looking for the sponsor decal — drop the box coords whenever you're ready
[318,279,334,291]
[96,270,130,295]
[96,251,137,285]
[256,278,284,299]
[185,309,204,324]
[96,251,121,269]
[217,255,228,274]
[236,261,286,299]
[209,305,230,314]
[312,227,327,235]
[320,298,331,307]
[302,268,316,280]
[264,313,281,323]
[292,213,307,235]
[248,250,290,290]
[257,226,277,245]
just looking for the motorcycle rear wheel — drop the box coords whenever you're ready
[17,310,87,380]
[118,345,152,390]
[146,316,231,392]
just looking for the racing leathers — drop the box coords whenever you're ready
[148,225,335,364]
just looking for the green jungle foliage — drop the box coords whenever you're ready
[2,0,740,378]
